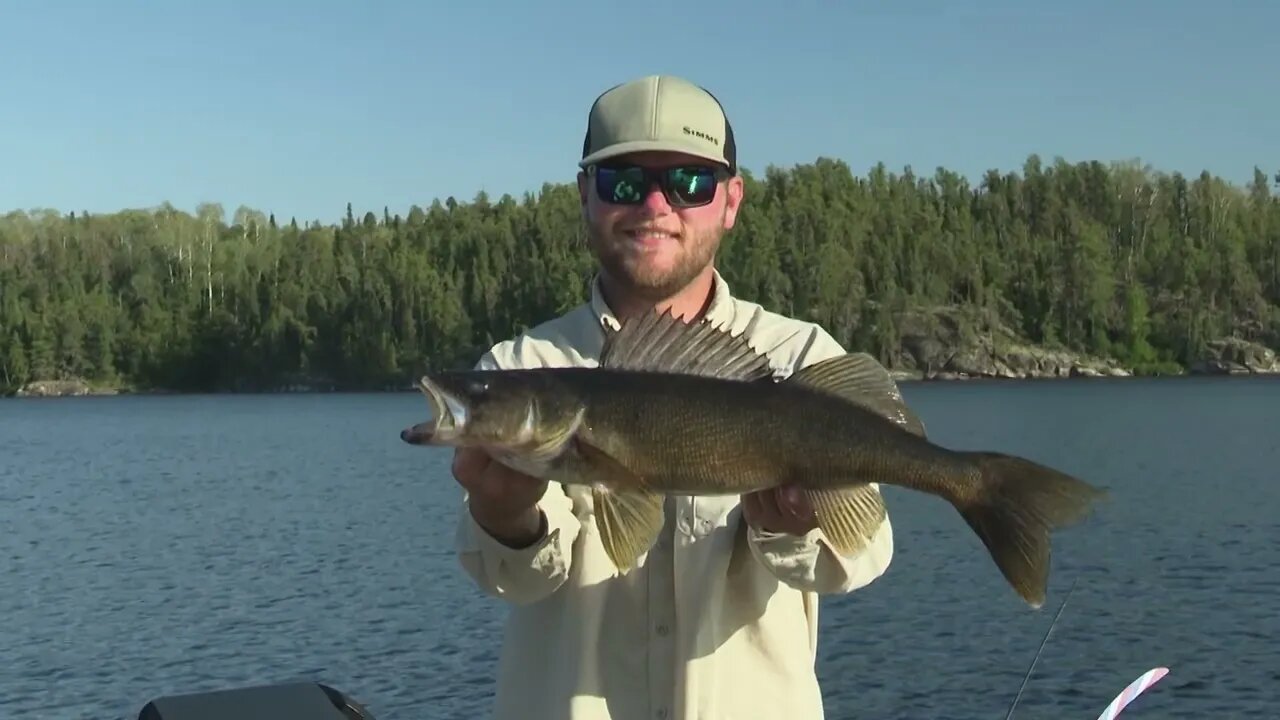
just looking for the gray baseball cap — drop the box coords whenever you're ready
[579,74,737,174]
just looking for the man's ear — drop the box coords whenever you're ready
[722,174,744,230]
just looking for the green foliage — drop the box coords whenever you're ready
[2,156,1278,394]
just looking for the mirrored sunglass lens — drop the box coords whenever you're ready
[595,166,718,206]
[668,168,716,204]
[598,168,645,204]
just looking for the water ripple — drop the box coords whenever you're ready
[1,380,1277,718]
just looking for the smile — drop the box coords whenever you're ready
[624,228,681,246]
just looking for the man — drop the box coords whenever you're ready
[452,74,898,720]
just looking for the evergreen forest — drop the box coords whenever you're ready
[2,154,1278,395]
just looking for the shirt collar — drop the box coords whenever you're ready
[589,269,736,332]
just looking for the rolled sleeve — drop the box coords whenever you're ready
[747,498,894,594]
[455,483,581,605]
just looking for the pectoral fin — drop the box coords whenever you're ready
[593,487,665,572]
[806,484,888,556]
[567,437,666,572]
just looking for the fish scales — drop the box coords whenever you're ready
[400,308,1106,608]
[554,367,974,500]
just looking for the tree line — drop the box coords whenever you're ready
[1,154,1277,394]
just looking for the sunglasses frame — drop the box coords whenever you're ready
[587,162,731,208]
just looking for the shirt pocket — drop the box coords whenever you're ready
[683,496,739,539]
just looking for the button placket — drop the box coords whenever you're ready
[648,498,677,720]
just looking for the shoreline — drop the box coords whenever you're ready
[6,365,1277,399]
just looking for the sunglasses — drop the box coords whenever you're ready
[589,163,729,208]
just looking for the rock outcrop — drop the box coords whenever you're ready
[12,378,121,397]
[884,306,1132,381]
[1188,337,1280,375]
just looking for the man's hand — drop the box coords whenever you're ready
[741,487,818,536]
[453,447,547,548]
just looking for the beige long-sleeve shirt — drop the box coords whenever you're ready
[454,271,896,720]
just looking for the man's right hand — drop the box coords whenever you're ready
[452,447,547,549]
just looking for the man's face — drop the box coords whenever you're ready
[577,150,744,301]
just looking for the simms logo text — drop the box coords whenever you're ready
[682,126,719,146]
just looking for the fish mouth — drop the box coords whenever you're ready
[400,375,469,446]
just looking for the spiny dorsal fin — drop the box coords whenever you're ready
[598,308,774,382]
[785,353,927,437]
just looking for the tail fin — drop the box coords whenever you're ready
[956,452,1105,609]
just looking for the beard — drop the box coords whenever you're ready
[585,218,723,302]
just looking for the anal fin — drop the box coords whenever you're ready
[593,487,665,572]
[806,484,888,556]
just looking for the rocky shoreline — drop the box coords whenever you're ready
[879,308,1280,383]
[8,311,1279,397]
[11,379,129,397]
[10,348,1277,398]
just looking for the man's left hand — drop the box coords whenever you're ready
[741,487,818,536]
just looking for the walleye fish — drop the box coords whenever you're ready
[400,310,1105,608]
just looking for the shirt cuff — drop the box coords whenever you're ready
[748,524,824,563]
[458,506,567,576]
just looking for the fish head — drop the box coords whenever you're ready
[401,369,585,453]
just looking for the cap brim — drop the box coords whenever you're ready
[579,139,729,169]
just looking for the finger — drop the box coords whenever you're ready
[740,492,764,527]
[758,488,786,523]
[747,490,788,532]
[778,487,815,522]
[484,459,542,488]
[451,447,491,485]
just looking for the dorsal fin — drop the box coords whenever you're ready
[785,352,927,437]
[598,308,774,382]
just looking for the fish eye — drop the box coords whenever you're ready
[466,379,489,396]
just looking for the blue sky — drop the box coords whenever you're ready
[1,0,1274,225]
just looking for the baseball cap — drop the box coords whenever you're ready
[579,74,737,174]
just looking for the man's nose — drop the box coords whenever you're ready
[640,183,672,213]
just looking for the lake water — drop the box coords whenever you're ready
[1,376,1277,719]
